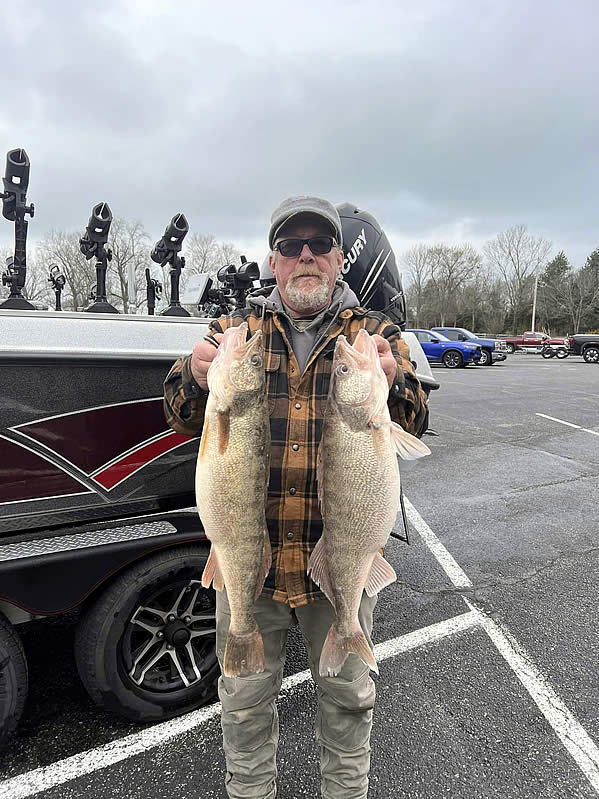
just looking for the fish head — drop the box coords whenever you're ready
[208,323,266,408]
[330,329,388,426]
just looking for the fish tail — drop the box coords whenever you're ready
[319,624,379,677]
[223,629,265,677]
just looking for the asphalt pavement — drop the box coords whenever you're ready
[1,353,598,798]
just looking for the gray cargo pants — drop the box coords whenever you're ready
[216,590,377,799]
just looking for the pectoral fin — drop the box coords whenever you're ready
[365,552,397,597]
[217,410,230,455]
[201,547,225,592]
[254,531,272,600]
[390,422,431,460]
[307,536,336,609]
[198,419,209,462]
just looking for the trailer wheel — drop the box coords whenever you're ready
[75,546,219,723]
[505,343,516,354]
[0,614,28,748]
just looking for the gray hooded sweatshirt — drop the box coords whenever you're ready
[248,280,360,373]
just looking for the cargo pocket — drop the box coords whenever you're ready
[265,352,281,416]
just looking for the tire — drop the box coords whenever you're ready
[582,346,599,363]
[541,348,555,359]
[556,347,569,359]
[505,343,516,354]
[582,344,599,363]
[75,546,219,723]
[442,350,464,369]
[478,349,493,366]
[0,614,28,749]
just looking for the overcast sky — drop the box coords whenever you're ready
[1,0,597,271]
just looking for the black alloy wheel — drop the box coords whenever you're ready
[477,349,493,366]
[442,350,464,369]
[582,346,599,364]
[75,546,219,722]
[0,613,28,749]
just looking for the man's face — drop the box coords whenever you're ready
[269,217,343,317]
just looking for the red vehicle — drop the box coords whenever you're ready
[498,331,567,354]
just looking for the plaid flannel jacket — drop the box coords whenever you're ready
[163,305,429,607]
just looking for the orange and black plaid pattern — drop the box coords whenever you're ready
[163,306,429,607]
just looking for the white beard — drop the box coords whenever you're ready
[285,274,331,314]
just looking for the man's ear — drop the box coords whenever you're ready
[268,252,277,278]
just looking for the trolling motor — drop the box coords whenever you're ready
[0,148,35,310]
[145,268,163,315]
[48,264,66,311]
[80,202,119,313]
[198,255,260,317]
[151,213,190,317]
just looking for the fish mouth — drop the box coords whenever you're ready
[217,322,249,360]
[332,332,380,408]
[216,324,264,361]
[239,328,264,359]
[334,331,374,369]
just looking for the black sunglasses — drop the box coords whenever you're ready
[274,236,336,258]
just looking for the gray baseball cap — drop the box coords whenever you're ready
[268,195,343,250]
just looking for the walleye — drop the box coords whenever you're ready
[196,323,271,677]
[308,328,430,676]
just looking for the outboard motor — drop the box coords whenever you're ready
[260,202,406,329]
[336,202,406,329]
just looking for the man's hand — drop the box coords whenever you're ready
[372,334,397,389]
[190,333,223,390]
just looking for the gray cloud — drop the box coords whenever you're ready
[0,0,597,267]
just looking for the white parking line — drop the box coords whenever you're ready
[0,612,479,799]
[537,413,599,436]
[4,499,599,798]
[404,497,599,794]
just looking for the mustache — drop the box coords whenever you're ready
[290,267,325,279]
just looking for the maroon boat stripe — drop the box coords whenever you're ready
[93,432,192,490]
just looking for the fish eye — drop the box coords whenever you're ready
[336,363,349,376]
[250,354,262,367]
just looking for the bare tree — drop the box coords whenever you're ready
[484,225,551,331]
[36,231,96,311]
[427,243,482,325]
[108,217,151,313]
[402,244,430,327]
[186,233,219,276]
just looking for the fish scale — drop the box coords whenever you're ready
[309,328,430,676]
[195,323,271,677]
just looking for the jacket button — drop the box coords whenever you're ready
[289,487,296,495]
[286,531,294,540]
[292,444,299,451]
[295,403,301,410]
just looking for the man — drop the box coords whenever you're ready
[164,196,428,799]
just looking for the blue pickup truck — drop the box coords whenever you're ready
[431,327,508,366]
[407,328,482,368]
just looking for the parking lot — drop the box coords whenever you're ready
[1,354,598,799]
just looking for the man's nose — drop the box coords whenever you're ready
[298,244,314,261]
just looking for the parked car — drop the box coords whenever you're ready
[497,331,567,354]
[0,307,438,746]
[407,328,482,368]
[568,333,599,363]
[431,327,508,366]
